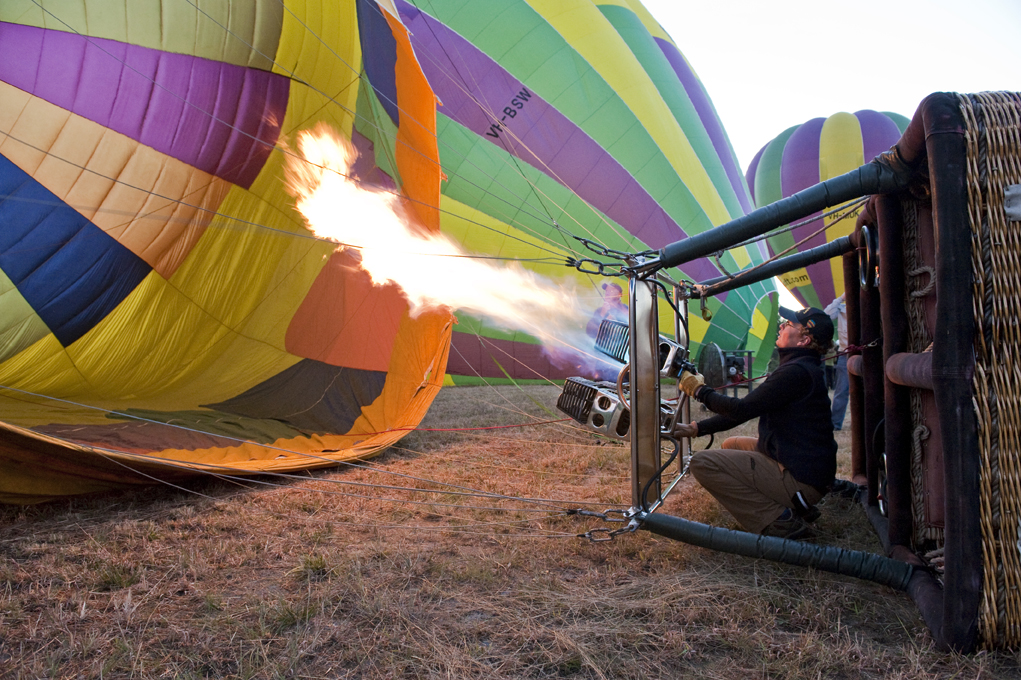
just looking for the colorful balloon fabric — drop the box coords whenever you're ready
[0,0,451,503]
[745,110,910,309]
[393,0,776,383]
[0,0,773,502]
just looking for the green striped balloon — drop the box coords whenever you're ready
[746,110,910,309]
[387,0,779,382]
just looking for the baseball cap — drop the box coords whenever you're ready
[779,306,834,346]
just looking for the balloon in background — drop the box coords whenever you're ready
[745,110,909,310]
[0,0,450,502]
[388,0,778,384]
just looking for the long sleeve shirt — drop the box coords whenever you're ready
[693,347,837,491]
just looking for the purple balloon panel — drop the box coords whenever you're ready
[0,22,288,189]
[396,5,684,252]
[855,109,904,164]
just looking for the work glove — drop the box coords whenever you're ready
[672,421,698,438]
[679,370,705,397]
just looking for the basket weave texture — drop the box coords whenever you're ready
[962,91,1021,649]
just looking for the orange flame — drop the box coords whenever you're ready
[286,126,620,376]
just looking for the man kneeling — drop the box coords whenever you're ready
[674,307,837,540]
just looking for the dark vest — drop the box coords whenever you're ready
[758,349,837,490]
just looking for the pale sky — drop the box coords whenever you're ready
[642,0,1021,172]
[641,0,1020,309]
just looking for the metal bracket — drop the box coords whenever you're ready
[1006,184,1021,221]
[628,276,662,509]
[571,509,641,542]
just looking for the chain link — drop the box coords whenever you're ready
[576,238,655,258]
[579,526,635,542]
[568,508,638,542]
[565,237,659,278]
[845,337,882,353]
[566,257,626,277]
[568,508,629,522]
[577,237,654,261]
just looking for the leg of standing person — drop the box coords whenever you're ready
[831,354,849,430]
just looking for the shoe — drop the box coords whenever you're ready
[795,505,821,523]
[790,490,820,523]
[831,478,862,499]
[761,510,813,540]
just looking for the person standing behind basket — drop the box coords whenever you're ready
[672,307,837,540]
[585,282,628,338]
[824,293,849,430]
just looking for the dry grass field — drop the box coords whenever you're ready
[2,384,1021,678]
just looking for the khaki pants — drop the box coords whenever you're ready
[689,436,823,534]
